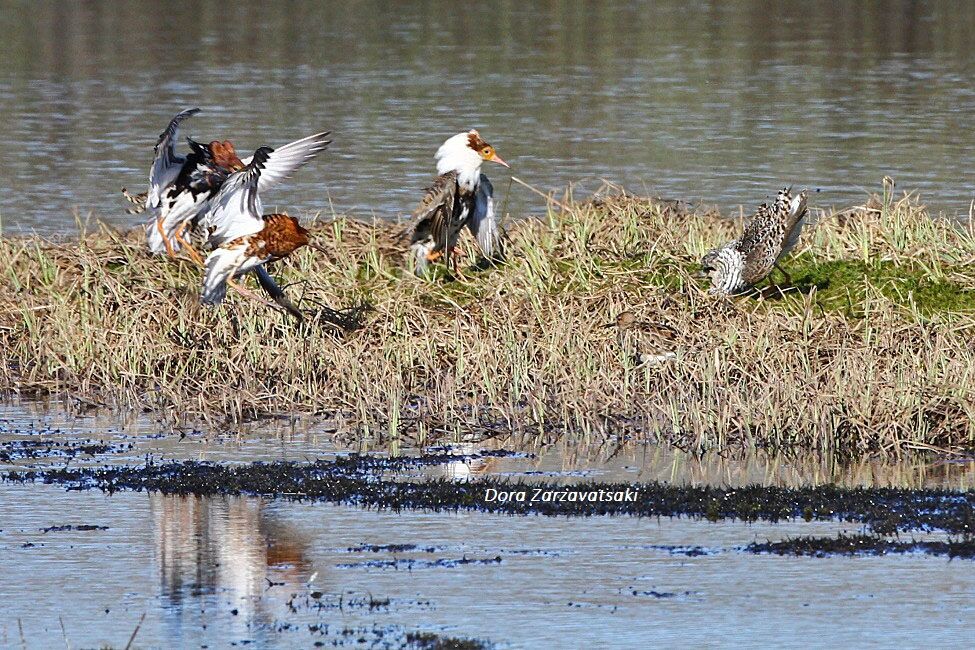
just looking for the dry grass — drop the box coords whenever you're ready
[3,181,975,455]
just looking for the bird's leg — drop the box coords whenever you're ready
[156,218,178,259]
[173,223,206,267]
[774,263,793,287]
[450,246,464,278]
[425,250,444,263]
[177,226,283,314]
[226,277,284,312]
[217,258,282,312]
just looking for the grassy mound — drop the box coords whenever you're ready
[3,183,975,454]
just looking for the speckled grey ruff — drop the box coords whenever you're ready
[701,187,809,295]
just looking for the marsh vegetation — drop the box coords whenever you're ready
[2,182,974,454]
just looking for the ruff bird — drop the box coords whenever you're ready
[700,187,809,295]
[409,130,509,275]
[124,109,329,266]
[200,147,311,309]
[605,311,679,367]
[123,108,246,261]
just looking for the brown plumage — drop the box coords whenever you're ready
[605,311,680,367]
[201,213,310,307]
[244,213,310,259]
[409,170,476,268]
[467,131,489,150]
[208,140,245,172]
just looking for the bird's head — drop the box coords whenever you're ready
[698,249,719,279]
[436,129,509,175]
[263,214,311,253]
[210,140,245,172]
[466,130,509,168]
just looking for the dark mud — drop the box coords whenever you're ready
[347,543,442,553]
[40,523,108,533]
[336,556,503,571]
[745,533,975,559]
[0,438,129,461]
[278,593,488,648]
[4,454,975,535]
[274,624,490,649]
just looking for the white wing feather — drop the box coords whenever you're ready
[780,190,809,257]
[147,108,199,209]
[238,131,331,193]
[201,245,248,305]
[468,174,500,258]
[201,243,273,305]
[203,148,271,247]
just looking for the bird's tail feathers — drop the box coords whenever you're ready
[122,188,148,214]
[200,246,245,306]
[410,239,435,277]
[789,188,809,220]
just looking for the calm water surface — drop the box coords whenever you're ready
[4,486,974,649]
[2,1,975,235]
[2,402,975,648]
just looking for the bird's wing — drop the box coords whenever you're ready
[253,266,304,320]
[737,202,772,254]
[203,147,271,247]
[147,108,200,208]
[736,202,779,284]
[410,171,458,251]
[468,174,502,259]
[780,189,809,257]
[238,131,331,193]
[201,243,250,306]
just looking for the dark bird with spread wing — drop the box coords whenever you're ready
[409,130,509,275]
[200,147,312,310]
[123,108,329,268]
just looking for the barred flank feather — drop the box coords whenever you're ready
[121,188,148,214]
[701,187,809,295]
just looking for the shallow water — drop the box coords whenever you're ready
[2,401,975,646]
[2,485,974,649]
[3,1,975,237]
[4,400,975,489]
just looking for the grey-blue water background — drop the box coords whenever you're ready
[2,403,974,648]
[2,1,975,235]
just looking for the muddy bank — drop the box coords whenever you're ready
[5,453,975,535]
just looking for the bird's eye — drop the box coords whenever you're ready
[483,147,492,156]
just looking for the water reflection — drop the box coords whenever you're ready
[151,494,312,639]
[3,398,974,488]
[3,482,973,649]
[447,434,975,489]
[3,1,975,235]
[441,442,501,481]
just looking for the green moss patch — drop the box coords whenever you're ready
[776,256,975,317]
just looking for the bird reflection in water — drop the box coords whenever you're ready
[150,494,313,634]
[442,442,500,481]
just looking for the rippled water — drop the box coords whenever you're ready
[5,486,974,649]
[2,402,975,647]
[3,1,975,236]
